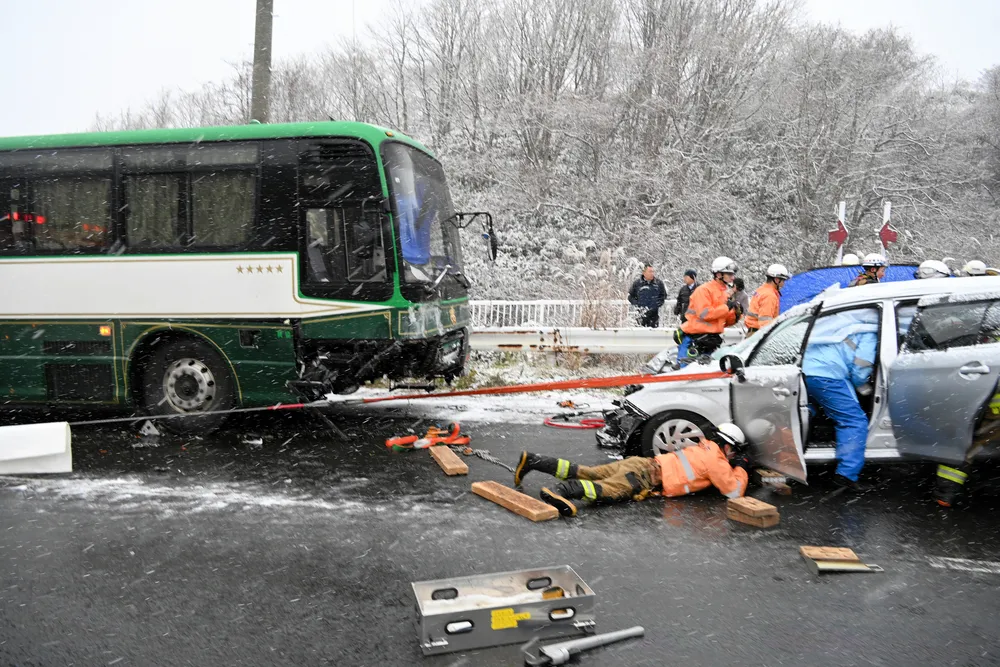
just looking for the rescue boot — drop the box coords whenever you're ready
[934,464,969,508]
[540,487,578,517]
[540,479,604,516]
[514,452,577,487]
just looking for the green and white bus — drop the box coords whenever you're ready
[0,121,494,431]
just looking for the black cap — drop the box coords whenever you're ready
[684,269,697,278]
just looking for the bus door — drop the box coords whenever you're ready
[297,141,393,303]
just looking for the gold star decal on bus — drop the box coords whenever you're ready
[245,266,254,275]
[257,265,264,273]
[266,265,274,273]
[236,266,244,274]
[276,265,283,273]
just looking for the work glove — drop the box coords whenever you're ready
[672,329,684,345]
[631,488,653,502]
[727,300,743,317]
[731,454,754,474]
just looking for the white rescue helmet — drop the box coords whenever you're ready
[766,263,790,280]
[916,260,951,279]
[710,256,738,275]
[964,260,987,276]
[714,422,746,448]
[862,253,889,268]
[841,253,860,266]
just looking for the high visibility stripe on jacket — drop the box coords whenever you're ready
[745,282,780,330]
[654,440,748,499]
[681,280,735,335]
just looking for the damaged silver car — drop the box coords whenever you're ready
[598,276,1000,483]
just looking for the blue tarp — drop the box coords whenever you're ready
[778,265,919,313]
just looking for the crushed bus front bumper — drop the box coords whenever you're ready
[291,328,470,399]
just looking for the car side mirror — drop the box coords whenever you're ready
[719,354,746,383]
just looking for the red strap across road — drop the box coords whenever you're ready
[360,370,732,404]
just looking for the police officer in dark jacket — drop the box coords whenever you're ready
[674,269,698,323]
[628,263,667,328]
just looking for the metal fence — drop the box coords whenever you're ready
[469,326,745,355]
[468,299,679,329]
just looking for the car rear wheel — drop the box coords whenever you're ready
[640,410,712,457]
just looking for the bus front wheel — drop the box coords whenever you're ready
[140,338,236,434]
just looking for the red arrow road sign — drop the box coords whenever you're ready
[828,219,848,246]
[879,222,898,247]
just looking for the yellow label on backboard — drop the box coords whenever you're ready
[491,608,531,630]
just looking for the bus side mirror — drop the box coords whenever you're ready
[486,232,498,261]
[483,213,498,261]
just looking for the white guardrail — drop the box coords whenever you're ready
[468,299,678,329]
[469,326,745,355]
[467,300,745,354]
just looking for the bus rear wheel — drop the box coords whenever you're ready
[140,338,236,434]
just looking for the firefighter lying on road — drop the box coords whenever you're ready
[514,423,752,517]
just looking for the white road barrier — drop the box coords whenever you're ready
[0,421,72,474]
[470,327,745,355]
[468,299,678,329]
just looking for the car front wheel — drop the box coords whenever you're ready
[640,410,711,457]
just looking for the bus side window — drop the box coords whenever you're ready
[0,148,113,254]
[126,174,184,248]
[305,207,386,284]
[31,176,112,251]
[123,143,258,250]
[305,208,342,283]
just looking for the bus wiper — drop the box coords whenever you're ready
[430,265,453,289]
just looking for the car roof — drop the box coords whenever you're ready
[813,276,1000,309]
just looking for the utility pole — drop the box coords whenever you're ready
[250,0,274,123]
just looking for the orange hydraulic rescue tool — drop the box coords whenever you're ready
[386,422,471,451]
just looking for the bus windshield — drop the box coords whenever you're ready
[383,143,464,284]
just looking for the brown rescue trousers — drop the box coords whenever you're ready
[574,457,658,501]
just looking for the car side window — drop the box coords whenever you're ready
[981,302,1000,341]
[747,315,811,366]
[895,303,918,350]
[903,302,993,352]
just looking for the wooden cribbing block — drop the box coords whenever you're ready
[726,506,780,528]
[727,496,778,518]
[471,481,559,522]
[757,469,792,496]
[429,446,469,476]
[799,546,859,563]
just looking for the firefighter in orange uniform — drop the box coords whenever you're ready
[745,263,790,337]
[514,424,752,516]
[675,256,741,365]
